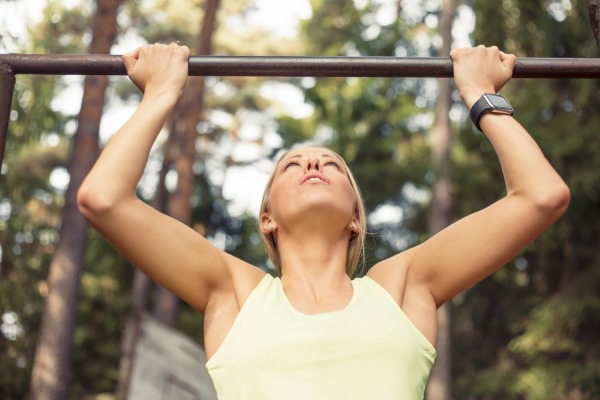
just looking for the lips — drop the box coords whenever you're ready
[300,172,329,185]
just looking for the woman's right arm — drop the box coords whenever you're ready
[77,43,259,313]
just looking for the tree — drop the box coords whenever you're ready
[2,0,296,397]
[289,0,434,269]
[588,0,600,48]
[426,2,457,399]
[0,2,93,397]
[28,1,121,398]
[115,142,169,398]
[5,0,599,397]
[152,0,221,327]
[450,1,600,398]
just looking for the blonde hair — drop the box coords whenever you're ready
[258,146,367,277]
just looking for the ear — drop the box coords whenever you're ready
[261,212,275,235]
[348,216,360,234]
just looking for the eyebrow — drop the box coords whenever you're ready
[282,153,338,162]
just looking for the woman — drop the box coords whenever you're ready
[78,43,570,399]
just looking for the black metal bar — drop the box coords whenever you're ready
[1,53,600,78]
[0,64,16,170]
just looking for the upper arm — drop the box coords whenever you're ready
[361,178,566,343]
[397,193,567,307]
[80,196,257,312]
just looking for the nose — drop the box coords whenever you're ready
[305,157,321,172]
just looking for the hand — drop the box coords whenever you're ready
[123,42,190,98]
[449,45,516,108]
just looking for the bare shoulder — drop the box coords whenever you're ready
[367,249,438,345]
[366,251,411,304]
[366,248,432,302]
[221,252,268,306]
[203,256,267,359]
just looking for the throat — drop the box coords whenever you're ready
[281,276,354,315]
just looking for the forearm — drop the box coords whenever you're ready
[473,110,569,217]
[416,46,571,308]
[451,46,568,210]
[80,91,179,205]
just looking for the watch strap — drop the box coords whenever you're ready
[469,93,514,132]
[469,95,493,132]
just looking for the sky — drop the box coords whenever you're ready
[1,0,314,219]
[1,0,474,224]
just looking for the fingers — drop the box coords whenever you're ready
[450,45,515,104]
[450,45,515,74]
[451,45,515,63]
[144,42,190,58]
[123,41,190,97]
[128,42,190,69]
[451,45,498,60]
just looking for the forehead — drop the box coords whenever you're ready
[279,147,343,162]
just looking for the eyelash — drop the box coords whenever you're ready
[325,160,341,169]
[283,161,300,170]
[282,159,341,171]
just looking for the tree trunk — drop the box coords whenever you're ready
[152,0,220,326]
[116,125,174,398]
[28,1,121,399]
[425,0,457,399]
[588,0,600,49]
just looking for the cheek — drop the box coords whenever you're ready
[346,188,358,213]
[270,178,287,198]
[267,180,291,214]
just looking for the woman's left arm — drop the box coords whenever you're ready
[404,45,570,307]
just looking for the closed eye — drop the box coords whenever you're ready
[324,160,341,170]
[283,160,301,170]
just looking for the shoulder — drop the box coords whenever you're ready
[221,253,268,306]
[365,252,411,305]
[204,257,267,327]
[365,248,433,305]
[366,251,438,344]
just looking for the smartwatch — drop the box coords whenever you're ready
[469,93,514,131]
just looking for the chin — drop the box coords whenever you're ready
[293,198,353,221]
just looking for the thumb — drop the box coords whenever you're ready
[122,47,140,73]
[499,51,517,72]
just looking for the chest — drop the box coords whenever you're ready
[206,278,436,400]
[229,295,427,372]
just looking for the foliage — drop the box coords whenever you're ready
[0,1,86,396]
[2,0,600,398]
[70,229,132,397]
[282,0,438,266]
[451,1,600,398]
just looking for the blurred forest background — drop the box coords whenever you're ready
[1,0,600,399]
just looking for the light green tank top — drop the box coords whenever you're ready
[206,274,436,400]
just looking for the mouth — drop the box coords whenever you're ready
[300,173,329,185]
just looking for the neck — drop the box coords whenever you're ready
[277,227,350,285]
[277,229,353,313]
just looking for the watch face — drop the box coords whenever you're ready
[486,94,513,111]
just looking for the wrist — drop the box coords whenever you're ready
[461,88,496,109]
[469,93,514,131]
[142,89,181,107]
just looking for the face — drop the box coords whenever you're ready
[263,147,357,231]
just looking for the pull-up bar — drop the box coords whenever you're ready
[1,54,600,171]
[2,54,600,78]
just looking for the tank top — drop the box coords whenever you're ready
[206,274,436,400]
